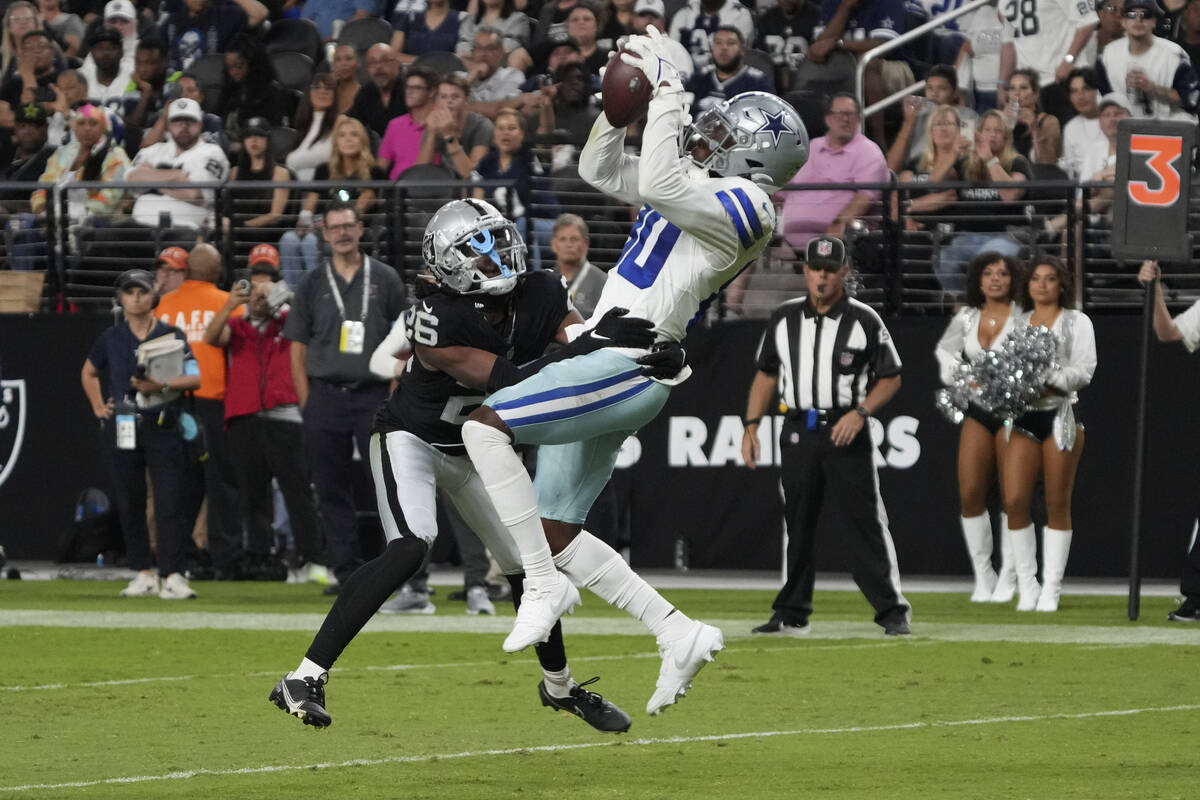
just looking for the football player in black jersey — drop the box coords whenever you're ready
[270,199,681,732]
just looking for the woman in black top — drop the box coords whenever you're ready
[229,117,291,253]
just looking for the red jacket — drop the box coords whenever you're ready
[224,311,300,421]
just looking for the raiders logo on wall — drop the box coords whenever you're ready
[0,379,27,489]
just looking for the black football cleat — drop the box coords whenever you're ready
[539,676,632,733]
[1167,599,1200,622]
[270,671,331,728]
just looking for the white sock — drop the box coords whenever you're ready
[542,666,573,698]
[462,420,556,581]
[554,531,692,642]
[294,657,328,682]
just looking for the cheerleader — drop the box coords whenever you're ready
[1002,257,1097,611]
[935,253,1024,602]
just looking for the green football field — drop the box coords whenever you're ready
[2,581,1197,799]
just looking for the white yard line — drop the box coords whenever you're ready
[2,704,1197,794]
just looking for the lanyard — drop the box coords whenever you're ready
[324,257,371,323]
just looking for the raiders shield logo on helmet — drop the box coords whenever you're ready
[0,379,28,489]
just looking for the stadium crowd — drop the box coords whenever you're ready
[0,1,1197,616]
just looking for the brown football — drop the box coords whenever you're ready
[602,47,652,127]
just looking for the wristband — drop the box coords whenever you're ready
[744,417,762,427]
[986,157,1000,168]
[855,405,870,419]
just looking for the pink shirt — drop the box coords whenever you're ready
[781,133,889,249]
[379,114,426,180]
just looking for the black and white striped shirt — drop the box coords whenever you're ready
[755,295,902,411]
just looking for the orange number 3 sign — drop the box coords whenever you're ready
[1129,135,1183,207]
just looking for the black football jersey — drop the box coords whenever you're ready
[373,270,570,452]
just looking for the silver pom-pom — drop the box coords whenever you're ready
[935,360,974,424]
[934,325,1059,424]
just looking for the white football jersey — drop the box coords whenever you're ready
[1000,0,1099,85]
[1096,37,1200,122]
[131,139,230,228]
[668,0,756,70]
[578,85,775,346]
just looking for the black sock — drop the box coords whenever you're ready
[305,537,428,669]
[508,573,567,673]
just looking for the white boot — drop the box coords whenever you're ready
[961,514,998,602]
[1036,528,1072,612]
[1010,524,1041,611]
[988,514,1017,602]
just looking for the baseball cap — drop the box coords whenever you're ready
[14,102,47,125]
[1099,92,1134,115]
[116,269,156,293]
[87,25,123,48]
[805,236,847,271]
[248,244,281,276]
[104,0,137,20]
[635,0,666,17]
[1123,0,1162,13]
[156,246,189,272]
[242,116,271,137]
[167,97,202,122]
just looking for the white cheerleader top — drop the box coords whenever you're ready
[934,302,1022,386]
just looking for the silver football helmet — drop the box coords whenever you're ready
[680,91,809,192]
[421,198,527,295]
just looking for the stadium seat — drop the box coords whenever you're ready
[412,50,467,78]
[783,89,828,139]
[743,48,774,79]
[264,18,324,63]
[189,53,227,93]
[337,17,393,55]
[271,51,315,93]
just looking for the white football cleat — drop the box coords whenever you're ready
[158,572,197,600]
[646,621,724,715]
[119,571,159,597]
[503,573,580,652]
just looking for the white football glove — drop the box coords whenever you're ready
[619,25,680,92]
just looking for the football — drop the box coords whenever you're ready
[602,47,652,127]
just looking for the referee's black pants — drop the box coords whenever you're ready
[771,416,909,627]
[302,380,388,584]
[1180,514,1200,601]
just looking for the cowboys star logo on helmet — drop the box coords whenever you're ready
[680,91,809,191]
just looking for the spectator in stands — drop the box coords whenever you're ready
[895,104,967,232]
[887,64,976,171]
[81,1,140,76]
[81,269,202,600]
[533,0,584,52]
[281,115,385,282]
[31,102,130,228]
[934,109,1028,295]
[630,0,694,81]
[329,44,360,115]
[348,42,406,140]
[45,67,89,145]
[465,25,525,115]
[516,36,584,94]
[457,0,532,56]
[997,0,1097,123]
[140,71,226,149]
[121,38,167,131]
[1096,0,1200,121]
[218,32,287,147]
[378,64,437,180]
[1077,92,1130,211]
[1178,0,1200,64]
[599,0,636,49]
[39,0,84,57]
[549,212,606,318]
[202,245,325,582]
[0,102,52,267]
[301,0,379,41]
[286,72,337,181]
[127,97,230,230]
[1060,67,1105,179]
[0,30,62,112]
[533,59,601,147]
[669,0,754,71]
[161,0,269,73]
[806,0,910,146]
[755,0,819,90]
[228,116,290,247]
[471,107,539,238]
[1097,0,1126,54]
[1007,68,1062,166]
[154,245,188,295]
[79,25,131,105]
[955,3,1004,113]
[563,2,610,77]
[415,73,493,179]
[686,25,774,116]
[390,0,465,64]
[1,2,42,82]
[156,242,246,582]
[781,93,888,253]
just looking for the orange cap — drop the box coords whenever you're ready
[248,243,280,268]
[156,246,188,271]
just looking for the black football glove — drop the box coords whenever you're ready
[636,340,687,379]
[573,307,656,352]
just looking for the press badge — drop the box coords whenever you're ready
[340,320,365,354]
[116,414,136,450]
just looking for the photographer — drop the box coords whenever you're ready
[203,245,323,580]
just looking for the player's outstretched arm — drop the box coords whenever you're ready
[578,114,641,206]
[369,315,412,380]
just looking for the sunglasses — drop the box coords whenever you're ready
[1123,8,1152,17]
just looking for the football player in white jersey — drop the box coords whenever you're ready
[461,26,809,715]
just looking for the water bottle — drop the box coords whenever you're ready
[1007,99,1020,130]
[96,553,104,567]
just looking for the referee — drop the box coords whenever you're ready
[740,236,911,636]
